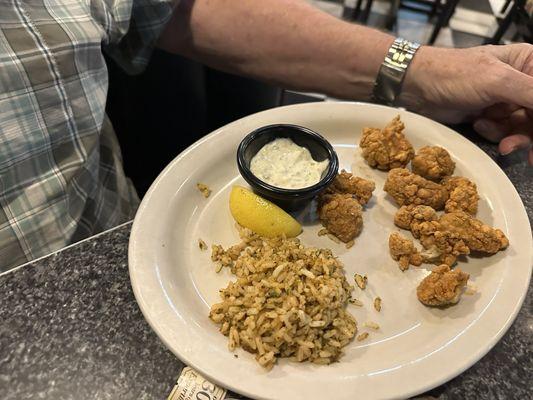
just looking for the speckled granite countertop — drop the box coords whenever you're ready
[0,128,531,400]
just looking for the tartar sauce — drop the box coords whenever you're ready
[250,138,329,189]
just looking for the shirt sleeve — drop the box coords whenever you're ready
[98,0,177,74]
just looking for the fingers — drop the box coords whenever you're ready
[499,134,533,166]
[493,43,533,71]
[493,66,533,110]
[507,108,533,131]
[482,103,520,120]
[475,107,533,143]
[499,134,532,155]
[473,118,508,143]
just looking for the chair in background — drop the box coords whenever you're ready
[513,1,533,42]
[485,0,532,44]
[390,0,461,44]
[345,0,461,45]
[500,0,513,15]
[426,0,461,44]
[349,0,375,24]
[386,0,442,31]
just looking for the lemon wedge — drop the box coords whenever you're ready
[229,186,302,238]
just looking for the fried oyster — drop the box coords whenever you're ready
[417,264,469,307]
[394,205,438,238]
[416,220,471,266]
[359,115,414,170]
[411,146,455,181]
[442,176,479,215]
[389,232,423,271]
[384,168,449,210]
[318,194,363,243]
[438,211,509,254]
[324,169,375,205]
[317,171,375,243]
[394,206,509,266]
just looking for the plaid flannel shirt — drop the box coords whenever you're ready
[0,0,175,272]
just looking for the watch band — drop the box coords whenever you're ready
[372,37,420,106]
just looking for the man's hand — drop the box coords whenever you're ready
[475,105,533,165]
[403,44,533,164]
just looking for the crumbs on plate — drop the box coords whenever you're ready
[198,239,208,251]
[374,297,382,312]
[354,273,367,290]
[197,183,211,198]
[357,332,369,342]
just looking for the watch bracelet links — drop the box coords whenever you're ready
[372,37,421,106]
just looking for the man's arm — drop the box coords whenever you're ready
[157,0,394,100]
[158,0,533,163]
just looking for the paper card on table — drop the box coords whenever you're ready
[167,366,227,400]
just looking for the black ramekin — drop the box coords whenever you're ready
[237,124,339,210]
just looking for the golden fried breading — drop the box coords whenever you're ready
[324,169,375,205]
[417,220,471,266]
[359,115,414,170]
[394,205,438,238]
[438,211,509,253]
[317,171,374,243]
[411,146,455,181]
[410,211,508,266]
[417,265,469,307]
[384,168,449,210]
[389,232,423,271]
[442,176,479,215]
[393,202,508,266]
[318,194,363,243]
[394,206,470,266]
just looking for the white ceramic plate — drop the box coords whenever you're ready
[129,102,532,400]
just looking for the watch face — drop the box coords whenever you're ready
[389,39,420,69]
[373,39,420,106]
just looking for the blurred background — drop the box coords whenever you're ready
[106,0,533,196]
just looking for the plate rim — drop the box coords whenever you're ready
[129,101,532,400]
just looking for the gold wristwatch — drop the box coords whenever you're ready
[372,37,420,106]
